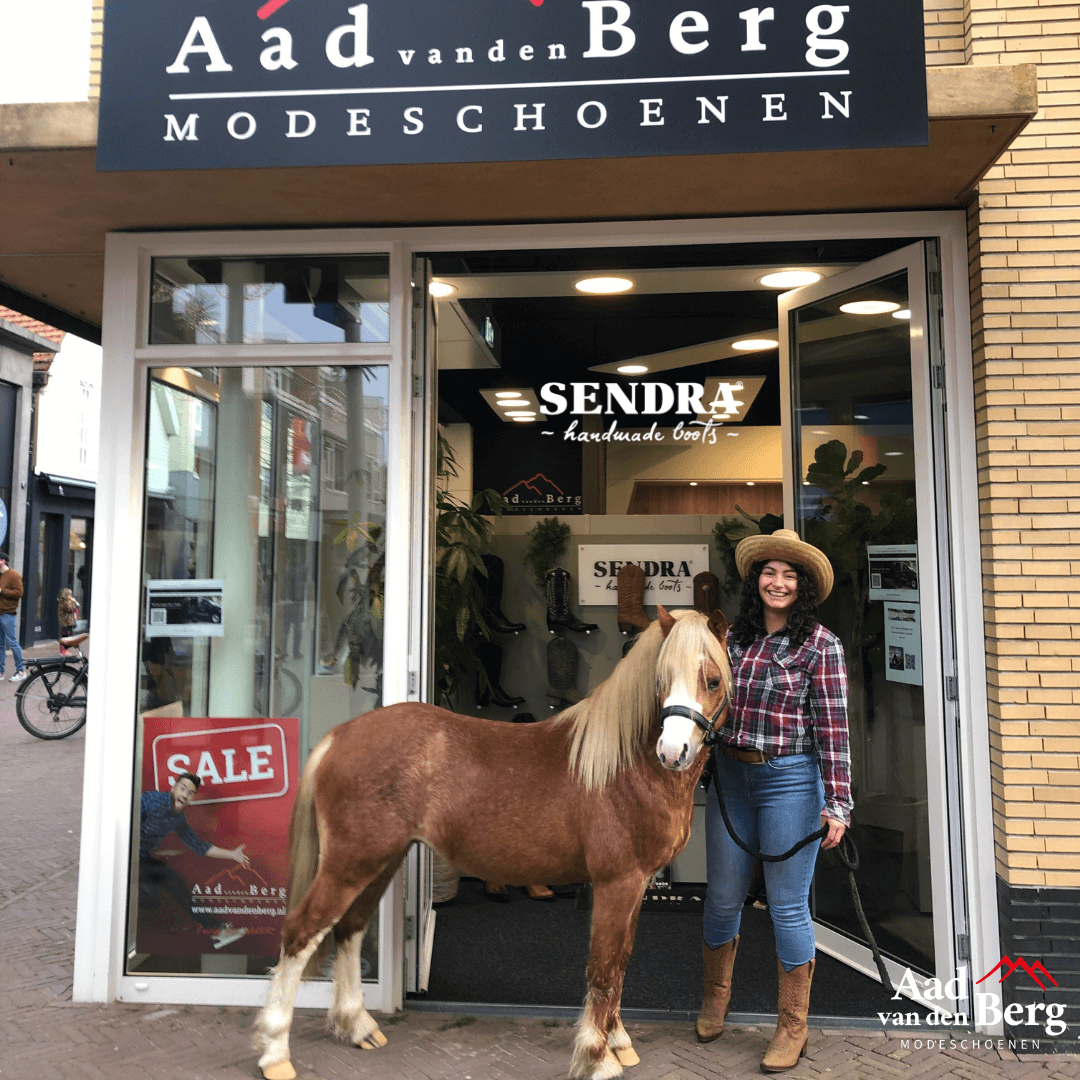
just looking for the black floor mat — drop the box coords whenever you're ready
[425,878,924,1017]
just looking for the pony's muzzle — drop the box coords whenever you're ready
[656,701,703,771]
[656,733,695,771]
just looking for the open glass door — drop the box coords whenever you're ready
[405,258,438,995]
[779,244,964,1013]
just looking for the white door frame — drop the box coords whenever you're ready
[74,211,995,1029]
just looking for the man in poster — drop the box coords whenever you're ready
[139,772,251,950]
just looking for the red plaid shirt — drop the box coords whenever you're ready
[722,623,853,825]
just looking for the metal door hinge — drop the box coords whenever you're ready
[412,374,423,398]
[957,934,970,961]
[405,915,416,941]
[932,366,946,390]
[408,670,419,694]
[946,676,958,701]
[928,269,943,296]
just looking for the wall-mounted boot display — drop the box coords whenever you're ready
[616,563,651,635]
[476,640,524,709]
[545,567,599,634]
[693,570,720,615]
[480,553,526,635]
[547,635,581,711]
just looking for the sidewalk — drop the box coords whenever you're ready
[0,648,1075,1080]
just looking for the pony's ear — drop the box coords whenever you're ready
[708,609,729,642]
[657,606,676,638]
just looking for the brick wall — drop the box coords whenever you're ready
[925,0,970,65]
[965,1,1080,889]
[89,0,104,99]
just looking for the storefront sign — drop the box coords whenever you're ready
[145,578,225,638]
[474,426,583,515]
[578,543,709,606]
[137,717,299,958]
[97,1,928,172]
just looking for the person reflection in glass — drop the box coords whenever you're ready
[139,772,251,950]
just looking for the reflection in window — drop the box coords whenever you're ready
[150,256,391,345]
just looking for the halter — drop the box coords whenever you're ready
[659,692,729,747]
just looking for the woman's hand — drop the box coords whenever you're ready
[820,815,846,850]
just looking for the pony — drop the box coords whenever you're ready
[255,606,731,1080]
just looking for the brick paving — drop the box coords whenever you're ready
[1,645,1077,1080]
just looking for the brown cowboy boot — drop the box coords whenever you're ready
[695,935,739,1042]
[761,958,815,1071]
[616,563,651,635]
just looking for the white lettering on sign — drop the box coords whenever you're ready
[578,544,710,607]
[286,110,317,138]
[248,745,275,781]
[697,96,728,124]
[820,90,852,118]
[325,4,374,70]
[227,112,257,140]
[260,28,297,71]
[582,1,636,58]
[640,98,664,126]
[514,103,546,131]
[164,114,199,142]
[347,108,372,136]
[762,93,787,121]
[540,381,710,416]
[403,106,424,134]
[806,5,850,67]
[739,7,775,51]
[669,11,709,55]
[165,17,234,74]
[457,105,483,132]
[577,101,608,129]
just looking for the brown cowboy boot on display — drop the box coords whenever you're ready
[693,570,720,615]
[616,563,651,635]
[761,958,815,1071]
[695,935,739,1043]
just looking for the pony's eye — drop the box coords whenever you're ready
[707,678,721,691]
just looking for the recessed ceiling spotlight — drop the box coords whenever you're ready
[759,270,823,289]
[893,309,912,321]
[689,482,699,487]
[495,391,524,399]
[575,276,634,295]
[746,481,755,486]
[840,300,901,315]
[617,364,649,375]
[429,281,456,298]
[731,338,779,352]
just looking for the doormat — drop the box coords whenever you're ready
[640,884,707,913]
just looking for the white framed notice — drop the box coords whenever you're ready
[578,545,709,608]
[145,578,225,638]
[867,544,919,602]
[884,602,923,686]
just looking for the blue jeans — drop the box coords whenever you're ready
[703,750,824,970]
[0,612,24,674]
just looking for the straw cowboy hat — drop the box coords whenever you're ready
[734,529,834,602]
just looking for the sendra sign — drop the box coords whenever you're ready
[97,1,928,172]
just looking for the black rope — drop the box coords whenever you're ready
[708,753,893,995]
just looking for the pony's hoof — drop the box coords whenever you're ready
[614,1046,640,1067]
[262,1062,296,1080]
[358,1027,388,1049]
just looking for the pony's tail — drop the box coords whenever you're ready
[286,732,335,977]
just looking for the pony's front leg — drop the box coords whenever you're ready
[571,875,648,1080]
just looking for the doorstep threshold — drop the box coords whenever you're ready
[405,999,890,1030]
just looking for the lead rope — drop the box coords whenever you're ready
[709,754,893,995]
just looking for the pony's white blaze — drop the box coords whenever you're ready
[656,689,704,770]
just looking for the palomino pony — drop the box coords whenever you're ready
[255,606,731,1080]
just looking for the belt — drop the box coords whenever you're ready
[722,745,773,764]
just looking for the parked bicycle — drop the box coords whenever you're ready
[15,633,89,740]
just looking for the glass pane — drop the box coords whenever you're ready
[791,272,934,974]
[129,363,389,981]
[67,517,89,631]
[150,256,391,345]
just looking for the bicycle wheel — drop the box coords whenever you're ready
[16,667,88,739]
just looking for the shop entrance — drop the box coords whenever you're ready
[409,237,962,1019]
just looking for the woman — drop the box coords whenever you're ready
[697,529,851,1072]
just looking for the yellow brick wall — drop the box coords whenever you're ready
[925,0,970,64]
[967,0,1080,888]
[89,0,104,99]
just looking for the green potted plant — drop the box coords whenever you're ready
[524,516,572,591]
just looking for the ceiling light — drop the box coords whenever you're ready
[855,414,869,420]
[885,451,904,457]
[746,481,755,486]
[759,270,823,289]
[840,300,901,315]
[495,391,524,399]
[731,338,779,352]
[575,276,634,295]
[811,430,829,435]
[689,482,698,487]
[802,481,810,486]
[893,309,912,321]
[497,399,528,408]
[512,416,535,423]
[429,281,456,298]
[617,364,649,375]
[507,410,537,417]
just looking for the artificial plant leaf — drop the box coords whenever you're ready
[845,450,865,476]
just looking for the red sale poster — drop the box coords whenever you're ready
[136,717,300,959]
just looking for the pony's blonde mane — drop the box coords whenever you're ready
[563,610,730,789]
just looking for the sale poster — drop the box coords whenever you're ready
[136,717,299,959]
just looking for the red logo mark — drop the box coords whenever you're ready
[257,0,293,20]
[977,956,1058,992]
[530,0,544,5]
[503,473,565,498]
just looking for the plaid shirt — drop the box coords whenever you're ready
[139,790,211,859]
[721,624,853,825]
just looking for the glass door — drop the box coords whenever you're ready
[779,244,963,1012]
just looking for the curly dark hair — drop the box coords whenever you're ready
[731,560,820,649]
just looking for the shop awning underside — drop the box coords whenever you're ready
[0,64,1036,330]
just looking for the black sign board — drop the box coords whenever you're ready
[97,1,928,173]
[474,427,583,515]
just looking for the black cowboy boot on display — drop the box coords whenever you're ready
[616,563,651,635]
[693,571,721,615]
[480,553,526,635]
[547,635,581,711]
[476,640,524,709]
[545,567,599,634]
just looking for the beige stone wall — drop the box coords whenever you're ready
[966,1,1080,888]
[89,0,104,99]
